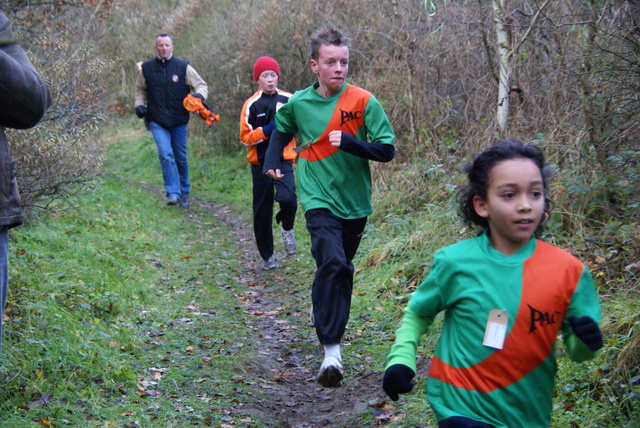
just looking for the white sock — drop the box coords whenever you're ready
[324,344,341,363]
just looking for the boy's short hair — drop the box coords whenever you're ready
[308,27,350,60]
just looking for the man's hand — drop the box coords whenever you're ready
[382,364,415,401]
[265,168,284,180]
[135,105,147,118]
[329,130,342,148]
[567,315,603,352]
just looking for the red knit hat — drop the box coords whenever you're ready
[253,56,280,81]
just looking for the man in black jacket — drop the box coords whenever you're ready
[134,34,209,209]
[0,12,52,356]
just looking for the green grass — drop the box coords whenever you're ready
[1,120,637,427]
[0,123,268,427]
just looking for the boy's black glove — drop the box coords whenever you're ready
[135,105,147,118]
[567,315,603,351]
[383,364,415,401]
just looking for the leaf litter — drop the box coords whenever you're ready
[176,196,405,427]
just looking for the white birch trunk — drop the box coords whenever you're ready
[493,0,512,134]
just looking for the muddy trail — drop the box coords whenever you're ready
[180,196,416,427]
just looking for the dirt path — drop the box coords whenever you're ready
[192,198,396,427]
[108,127,410,426]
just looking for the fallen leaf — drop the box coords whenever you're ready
[37,416,55,426]
[28,393,53,409]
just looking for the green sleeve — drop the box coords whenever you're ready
[363,94,394,146]
[385,248,451,372]
[385,306,434,373]
[274,95,298,136]
[562,265,602,362]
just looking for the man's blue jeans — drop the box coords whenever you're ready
[0,227,8,356]
[149,121,190,197]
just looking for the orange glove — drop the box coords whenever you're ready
[183,94,220,126]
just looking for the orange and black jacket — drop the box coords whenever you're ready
[239,89,296,166]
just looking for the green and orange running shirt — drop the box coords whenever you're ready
[386,232,601,427]
[275,81,394,219]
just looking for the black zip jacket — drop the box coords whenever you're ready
[141,56,190,128]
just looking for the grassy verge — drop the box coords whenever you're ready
[0,122,268,427]
[1,119,637,427]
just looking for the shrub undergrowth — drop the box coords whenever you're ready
[1,120,638,427]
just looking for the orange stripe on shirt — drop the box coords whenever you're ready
[429,241,583,392]
[300,84,371,162]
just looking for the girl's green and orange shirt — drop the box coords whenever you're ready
[274,81,394,219]
[386,231,601,427]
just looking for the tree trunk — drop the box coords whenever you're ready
[493,0,512,135]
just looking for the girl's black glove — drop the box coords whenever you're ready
[567,315,603,351]
[383,364,415,401]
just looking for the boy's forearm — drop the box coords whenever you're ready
[263,129,293,173]
[239,118,267,146]
[339,133,395,162]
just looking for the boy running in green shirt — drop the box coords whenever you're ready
[264,27,395,387]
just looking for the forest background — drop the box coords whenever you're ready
[0,0,638,426]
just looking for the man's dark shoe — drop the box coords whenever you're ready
[179,195,190,209]
[167,195,179,205]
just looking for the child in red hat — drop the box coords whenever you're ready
[239,56,298,270]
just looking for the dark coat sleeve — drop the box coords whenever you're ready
[0,12,51,229]
[0,12,52,130]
